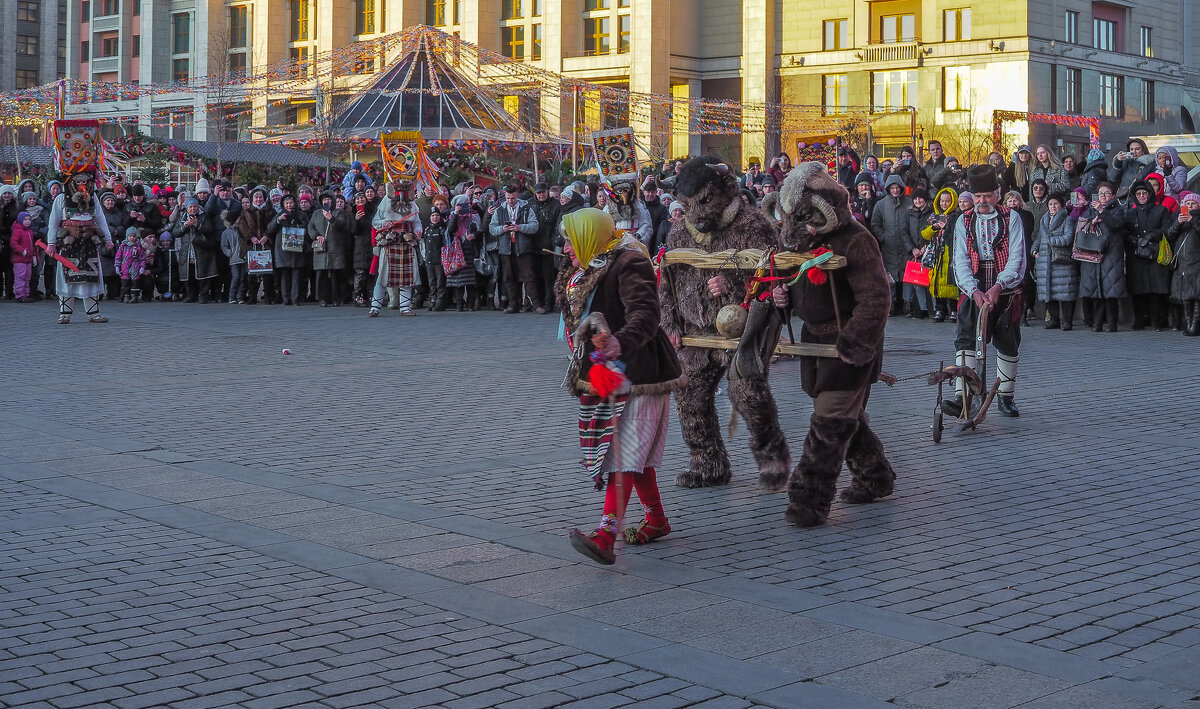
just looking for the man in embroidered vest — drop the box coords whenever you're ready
[942,165,1027,418]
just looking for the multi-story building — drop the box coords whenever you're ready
[65,0,1200,165]
[1,0,69,130]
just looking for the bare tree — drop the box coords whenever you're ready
[312,82,353,185]
[205,27,247,173]
[927,93,1007,166]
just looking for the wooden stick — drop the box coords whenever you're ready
[661,248,845,270]
[680,335,837,358]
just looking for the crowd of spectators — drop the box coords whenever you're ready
[2,140,1198,335]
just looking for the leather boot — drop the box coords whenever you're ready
[1045,302,1060,329]
[1104,299,1119,332]
[1185,302,1200,337]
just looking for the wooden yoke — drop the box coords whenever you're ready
[659,248,846,358]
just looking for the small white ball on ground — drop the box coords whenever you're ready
[281,349,291,355]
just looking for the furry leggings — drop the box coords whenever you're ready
[674,348,790,487]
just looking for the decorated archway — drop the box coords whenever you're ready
[992,110,1101,155]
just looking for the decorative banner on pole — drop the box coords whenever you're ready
[379,130,440,190]
[52,119,106,175]
[591,128,639,183]
[795,137,838,176]
[993,110,1101,155]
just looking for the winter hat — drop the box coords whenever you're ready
[185,198,200,209]
[1073,187,1090,202]
[853,172,875,188]
[298,193,313,205]
[966,164,1000,194]
[668,200,685,215]
[1016,145,1032,156]
[351,160,364,170]
[911,188,931,202]
[1180,191,1200,206]
[159,233,173,242]
[16,211,30,224]
[101,191,116,205]
[130,184,146,198]
[1087,147,1106,163]
[269,187,283,200]
[450,194,470,208]
[194,178,211,194]
[125,226,140,237]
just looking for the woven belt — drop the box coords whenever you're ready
[804,319,840,336]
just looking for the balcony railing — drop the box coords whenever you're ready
[863,41,919,63]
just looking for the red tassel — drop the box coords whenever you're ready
[588,364,626,399]
[806,247,830,286]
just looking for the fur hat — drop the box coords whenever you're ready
[778,161,840,216]
[130,184,146,198]
[674,155,735,199]
[966,164,1000,194]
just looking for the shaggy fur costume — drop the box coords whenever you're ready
[776,161,896,526]
[659,155,790,488]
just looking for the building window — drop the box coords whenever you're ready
[426,0,446,26]
[98,0,118,16]
[81,0,89,20]
[452,0,460,24]
[134,0,139,14]
[1140,26,1152,58]
[879,14,915,43]
[1065,11,1078,43]
[16,35,38,56]
[585,0,608,9]
[172,58,189,82]
[17,1,38,22]
[584,16,610,55]
[290,0,309,41]
[823,19,849,50]
[823,74,848,115]
[229,52,247,75]
[943,66,970,111]
[59,37,67,59]
[502,0,520,20]
[1142,80,1155,122]
[944,8,971,41]
[617,14,630,53]
[533,0,542,16]
[501,25,524,59]
[289,46,310,77]
[16,69,38,89]
[1093,18,1116,51]
[1099,73,1123,117]
[80,41,89,61]
[356,0,375,34]
[531,24,542,59]
[172,13,190,53]
[618,0,629,6]
[229,6,248,47]
[99,35,118,56]
[872,70,917,112]
[131,34,139,56]
[1065,67,1081,113]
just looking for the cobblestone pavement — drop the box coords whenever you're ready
[2,300,1200,708]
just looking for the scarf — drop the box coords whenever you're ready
[562,208,620,266]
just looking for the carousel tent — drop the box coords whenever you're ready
[260,30,528,145]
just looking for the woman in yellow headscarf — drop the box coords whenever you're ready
[554,208,687,565]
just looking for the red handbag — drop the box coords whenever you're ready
[902,260,931,287]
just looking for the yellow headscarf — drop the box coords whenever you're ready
[562,208,620,266]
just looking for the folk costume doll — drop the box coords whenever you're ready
[555,208,686,565]
[46,171,115,324]
[370,181,423,317]
[770,161,896,527]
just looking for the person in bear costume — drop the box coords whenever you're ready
[658,155,790,489]
[770,161,896,527]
